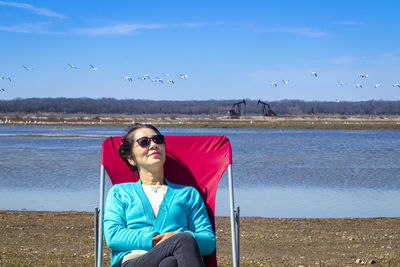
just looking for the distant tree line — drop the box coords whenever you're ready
[1,97,400,115]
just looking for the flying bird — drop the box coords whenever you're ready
[178,74,188,79]
[168,79,175,84]
[124,76,133,82]
[374,84,382,88]
[281,79,289,85]
[0,77,11,82]
[67,64,77,69]
[356,83,363,88]
[0,88,5,92]
[338,82,346,86]
[394,83,400,88]
[154,77,164,83]
[89,65,98,71]
[23,65,33,71]
[311,72,318,77]
[271,82,278,87]
[358,73,368,78]
[138,74,150,80]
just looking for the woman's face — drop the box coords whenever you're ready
[127,127,166,171]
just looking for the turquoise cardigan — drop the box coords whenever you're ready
[103,179,216,267]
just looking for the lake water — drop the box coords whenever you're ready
[0,125,399,218]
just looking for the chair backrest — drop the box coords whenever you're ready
[101,135,232,267]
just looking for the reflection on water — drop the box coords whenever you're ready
[0,125,399,218]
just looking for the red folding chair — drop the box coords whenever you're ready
[95,135,240,267]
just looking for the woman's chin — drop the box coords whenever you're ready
[146,158,166,167]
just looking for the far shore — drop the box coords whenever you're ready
[1,113,400,130]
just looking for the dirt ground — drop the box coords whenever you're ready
[0,211,399,266]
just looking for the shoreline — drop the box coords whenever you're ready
[1,113,400,130]
[1,210,399,266]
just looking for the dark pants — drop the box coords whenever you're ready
[121,232,205,267]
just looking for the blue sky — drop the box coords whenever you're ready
[0,0,399,101]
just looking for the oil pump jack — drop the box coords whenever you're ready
[229,99,246,118]
[257,99,277,116]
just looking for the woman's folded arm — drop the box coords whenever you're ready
[103,186,155,251]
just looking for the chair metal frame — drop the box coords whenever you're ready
[95,136,240,267]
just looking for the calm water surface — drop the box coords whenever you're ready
[0,125,399,218]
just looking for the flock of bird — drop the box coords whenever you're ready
[270,71,400,90]
[2,66,399,95]
[0,64,189,93]
[124,73,188,84]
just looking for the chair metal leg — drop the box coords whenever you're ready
[235,205,240,265]
[228,165,239,267]
[96,165,106,267]
[94,208,99,267]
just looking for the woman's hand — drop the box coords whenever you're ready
[152,232,178,246]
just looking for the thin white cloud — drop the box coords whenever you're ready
[73,22,225,36]
[336,21,364,25]
[0,20,224,36]
[0,1,67,19]
[72,23,167,36]
[262,27,331,38]
[367,52,400,65]
[181,22,211,28]
[0,22,57,34]
[180,22,226,28]
[321,56,357,66]
[320,53,400,67]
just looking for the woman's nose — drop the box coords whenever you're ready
[148,140,158,149]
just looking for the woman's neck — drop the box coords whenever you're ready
[139,168,164,185]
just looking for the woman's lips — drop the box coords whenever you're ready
[148,151,161,157]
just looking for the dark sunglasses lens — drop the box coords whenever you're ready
[136,135,164,147]
[137,138,151,147]
[153,135,164,144]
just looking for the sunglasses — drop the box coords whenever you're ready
[135,134,165,148]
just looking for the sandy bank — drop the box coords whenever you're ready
[1,113,400,130]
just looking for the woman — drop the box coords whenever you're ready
[104,123,216,267]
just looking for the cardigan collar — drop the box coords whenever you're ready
[134,178,175,230]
